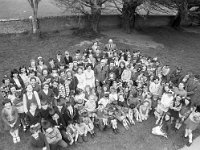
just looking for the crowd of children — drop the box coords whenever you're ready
[1,39,200,150]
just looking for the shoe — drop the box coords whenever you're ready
[69,139,74,145]
[82,135,88,142]
[16,136,20,143]
[77,136,83,143]
[23,126,27,132]
[13,137,17,144]
[91,133,95,138]
[186,142,192,147]
[113,129,117,134]
[116,128,120,134]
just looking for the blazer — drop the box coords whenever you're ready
[10,76,25,90]
[105,43,117,51]
[94,64,108,82]
[52,106,67,131]
[64,56,73,66]
[62,107,79,126]
[39,89,55,105]
[55,56,64,66]
[26,108,41,126]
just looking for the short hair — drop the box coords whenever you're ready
[153,76,159,81]
[11,69,19,77]
[2,75,10,84]
[30,77,36,81]
[76,50,80,54]
[57,51,62,55]
[2,99,12,106]
[48,58,54,62]
[86,63,93,69]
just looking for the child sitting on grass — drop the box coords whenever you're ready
[75,118,89,143]
[66,122,79,145]
[139,101,151,121]
[30,123,50,150]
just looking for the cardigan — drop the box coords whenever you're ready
[26,108,41,126]
[39,89,55,105]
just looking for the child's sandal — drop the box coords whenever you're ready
[16,136,20,143]
[13,137,17,144]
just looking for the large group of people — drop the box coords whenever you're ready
[1,39,200,150]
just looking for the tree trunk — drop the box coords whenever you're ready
[32,13,39,34]
[122,1,138,33]
[31,2,40,34]
[172,1,188,29]
[90,5,101,33]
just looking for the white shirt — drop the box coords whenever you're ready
[149,82,161,96]
[161,93,174,108]
[98,97,109,108]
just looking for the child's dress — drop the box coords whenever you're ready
[75,73,86,90]
[84,70,95,88]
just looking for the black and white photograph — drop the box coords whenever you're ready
[0,0,200,150]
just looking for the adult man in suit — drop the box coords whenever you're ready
[105,39,117,51]
[64,51,73,68]
[62,103,79,126]
[55,51,64,67]
[94,59,108,87]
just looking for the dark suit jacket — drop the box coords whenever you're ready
[10,76,25,91]
[94,64,108,82]
[51,106,67,131]
[105,43,117,51]
[64,56,73,67]
[62,107,79,126]
[26,108,41,126]
[55,56,64,66]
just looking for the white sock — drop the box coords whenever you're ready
[185,129,188,137]
[189,133,193,143]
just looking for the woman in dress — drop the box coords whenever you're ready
[91,41,99,54]
[75,67,86,91]
[168,95,182,128]
[28,59,37,72]
[118,61,126,78]
[19,65,29,87]
[23,84,41,114]
[84,64,95,88]
[37,57,47,76]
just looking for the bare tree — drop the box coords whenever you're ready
[151,0,200,28]
[112,0,149,33]
[27,0,41,34]
[55,0,109,33]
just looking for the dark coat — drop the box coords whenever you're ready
[26,108,41,126]
[94,64,108,82]
[10,76,25,91]
[62,107,79,126]
[39,89,55,105]
[68,77,78,92]
[51,106,67,131]
[169,71,182,86]
[64,56,73,67]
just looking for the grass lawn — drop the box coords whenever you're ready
[0,27,200,150]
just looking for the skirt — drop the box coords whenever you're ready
[2,118,20,131]
[185,117,199,131]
